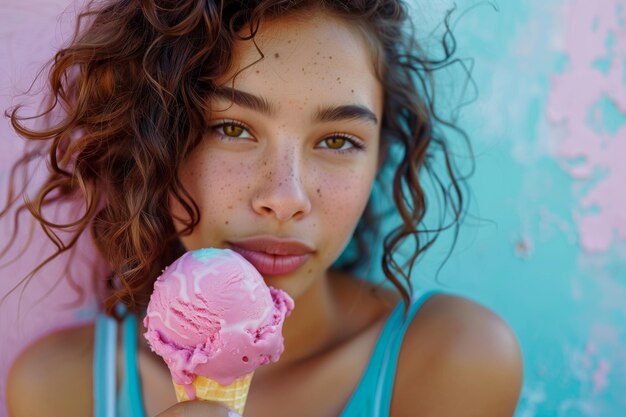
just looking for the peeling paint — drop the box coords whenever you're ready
[516,384,547,417]
[547,0,626,253]
[592,359,610,395]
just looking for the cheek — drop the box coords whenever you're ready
[178,152,254,223]
[314,167,374,236]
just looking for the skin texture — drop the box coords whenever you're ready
[6,10,523,417]
[170,11,383,300]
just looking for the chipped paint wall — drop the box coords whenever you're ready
[0,1,624,416]
[404,1,626,416]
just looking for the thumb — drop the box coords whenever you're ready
[156,399,236,416]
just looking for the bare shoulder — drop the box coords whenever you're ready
[6,324,95,417]
[392,293,523,417]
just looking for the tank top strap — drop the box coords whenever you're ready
[375,289,439,413]
[93,313,117,417]
[340,289,440,417]
[93,308,147,417]
[118,313,148,417]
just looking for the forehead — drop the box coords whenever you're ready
[216,11,383,117]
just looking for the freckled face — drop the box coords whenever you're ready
[170,12,383,298]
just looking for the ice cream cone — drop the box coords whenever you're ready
[173,372,254,415]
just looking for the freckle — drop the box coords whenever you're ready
[351,89,354,93]
[225,221,229,225]
[255,70,260,74]
[288,40,292,44]
[228,205,233,209]
[307,269,312,274]
[329,55,333,59]
[316,52,320,55]
[274,52,280,58]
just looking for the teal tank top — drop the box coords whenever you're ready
[93,289,439,416]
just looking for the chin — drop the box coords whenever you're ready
[261,270,317,300]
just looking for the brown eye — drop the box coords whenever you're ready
[324,137,346,149]
[211,121,253,141]
[223,123,244,137]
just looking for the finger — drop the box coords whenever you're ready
[182,400,231,417]
[158,399,233,417]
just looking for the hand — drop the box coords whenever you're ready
[155,400,243,417]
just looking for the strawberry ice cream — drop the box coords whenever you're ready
[143,248,294,393]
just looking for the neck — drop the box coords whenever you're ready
[255,270,341,378]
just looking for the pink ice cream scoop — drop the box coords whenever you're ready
[143,248,294,390]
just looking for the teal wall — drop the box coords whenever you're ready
[398,1,626,415]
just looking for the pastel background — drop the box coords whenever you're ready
[1,1,625,417]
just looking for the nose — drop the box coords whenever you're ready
[252,147,312,222]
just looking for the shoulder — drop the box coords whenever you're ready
[391,293,523,417]
[6,324,95,417]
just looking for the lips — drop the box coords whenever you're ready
[228,236,314,275]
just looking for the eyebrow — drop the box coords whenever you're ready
[212,87,378,126]
[315,105,378,126]
[213,87,276,115]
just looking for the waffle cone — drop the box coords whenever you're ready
[173,372,254,414]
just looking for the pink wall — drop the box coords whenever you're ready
[547,0,626,253]
[0,1,104,414]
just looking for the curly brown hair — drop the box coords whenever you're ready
[2,0,471,316]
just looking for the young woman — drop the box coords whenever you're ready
[4,0,522,416]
